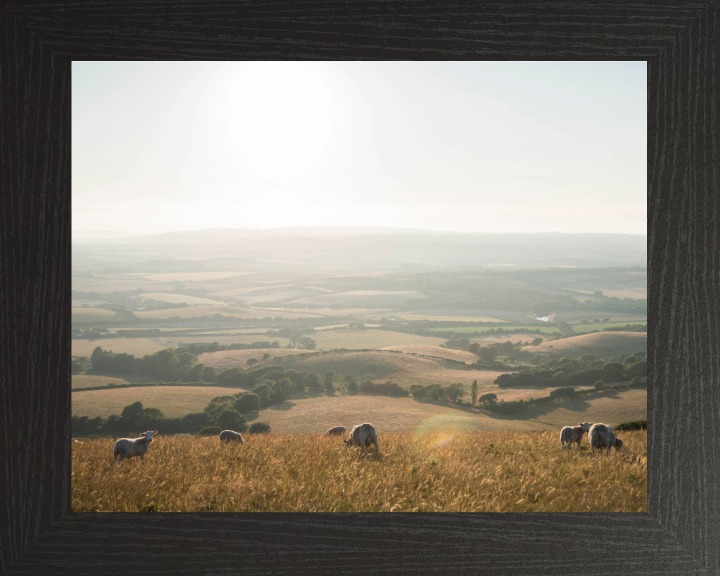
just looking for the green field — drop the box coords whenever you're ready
[568,321,647,334]
[431,325,560,334]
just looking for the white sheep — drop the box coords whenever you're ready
[324,426,347,437]
[560,422,592,452]
[588,423,623,454]
[219,430,244,443]
[343,423,378,455]
[113,430,158,465]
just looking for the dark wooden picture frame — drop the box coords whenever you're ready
[2,2,717,574]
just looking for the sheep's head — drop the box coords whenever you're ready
[140,430,158,442]
[613,438,624,450]
[580,422,592,432]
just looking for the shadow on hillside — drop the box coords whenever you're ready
[244,411,260,422]
[480,390,626,422]
[269,402,296,411]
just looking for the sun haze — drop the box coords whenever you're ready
[72,61,646,238]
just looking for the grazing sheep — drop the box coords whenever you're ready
[113,430,158,465]
[219,430,244,443]
[72,438,82,444]
[560,422,592,452]
[324,426,347,437]
[343,423,378,455]
[588,423,623,454]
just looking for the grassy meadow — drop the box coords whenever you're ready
[72,430,647,512]
[72,386,242,418]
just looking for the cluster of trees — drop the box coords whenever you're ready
[88,346,211,381]
[175,341,281,355]
[71,400,273,437]
[602,324,647,332]
[494,351,647,388]
[71,401,213,436]
[614,419,647,431]
[86,344,302,382]
[377,323,561,339]
[409,383,464,402]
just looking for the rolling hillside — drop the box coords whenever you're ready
[524,331,647,358]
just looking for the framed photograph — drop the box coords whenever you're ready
[2,2,716,574]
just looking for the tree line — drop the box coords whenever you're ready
[493,351,647,388]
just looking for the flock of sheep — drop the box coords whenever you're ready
[71,421,622,466]
[561,422,624,454]
[84,423,380,465]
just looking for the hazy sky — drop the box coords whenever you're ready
[73,61,646,237]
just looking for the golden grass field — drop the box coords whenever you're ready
[72,386,242,418]
[520,389,647,427]
[72,338,170,357]
[525,332,647,357]
[72,375,154,389]
[198,348,315,371]
[71,430,647,512]
[134,306,317,320]
[380,345,480,363]
[311,329,446,350]
[71,308,117,323]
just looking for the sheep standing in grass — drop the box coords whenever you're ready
[219,430,244,443]
[560,422,592,452]
[588,423,623,454]
[343,423,378,455]
[113,430,158,465]
[324,426,346,437]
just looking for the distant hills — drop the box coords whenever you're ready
[72,228,647,271]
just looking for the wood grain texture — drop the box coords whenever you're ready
[1,1,718,574]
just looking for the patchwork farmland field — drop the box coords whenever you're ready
[139,293,228,306]
[72,337,170,357]
[276,351,509,388]
[310,329,446,350]
[380,345,480,363]
[134,306,318,320]
[198,349,315,371]
[526,332,647,358]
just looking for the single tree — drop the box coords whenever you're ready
[262,352,271,366]
[247,358,259,368]
[324,370,336,393]
[216,409,248,432]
